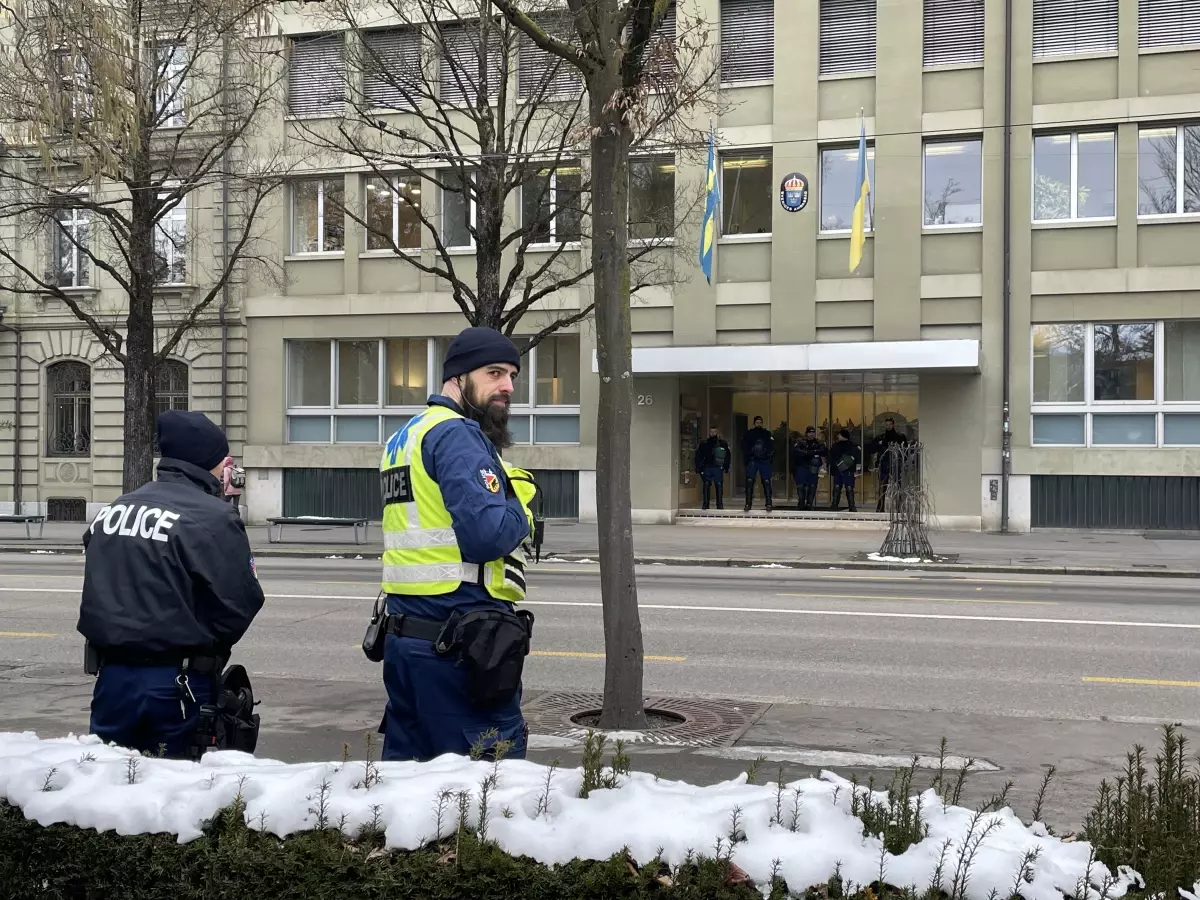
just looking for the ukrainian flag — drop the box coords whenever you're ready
[849,113,871,274]
[698,124,718,284]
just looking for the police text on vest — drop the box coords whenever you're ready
[88,504,181,542]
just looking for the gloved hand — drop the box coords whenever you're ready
[500,461,539,537]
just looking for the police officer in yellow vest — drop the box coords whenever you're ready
[370,326,540,762]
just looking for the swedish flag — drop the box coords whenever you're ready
[849,112,871,274]
[699,124,718,284]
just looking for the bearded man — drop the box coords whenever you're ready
[374,326,539,761]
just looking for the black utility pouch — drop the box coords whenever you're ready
[450,608,535,710]
[362,594,389,663]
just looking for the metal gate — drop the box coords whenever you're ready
[1031,475,1200,531]
[282,467,579,521]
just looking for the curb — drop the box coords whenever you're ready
[5,543,1200,579]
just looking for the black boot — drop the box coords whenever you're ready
[830,485,842,511]
[702,480,711,510]
[716,479,725,510]
[848,488,857,513]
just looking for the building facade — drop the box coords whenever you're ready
[2,0,1199,531]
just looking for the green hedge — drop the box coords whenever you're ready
[0,801,765,900]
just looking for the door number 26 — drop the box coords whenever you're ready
[636,394,654,406]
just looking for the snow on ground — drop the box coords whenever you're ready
[1,731,1139,900]
[867,552,930,564]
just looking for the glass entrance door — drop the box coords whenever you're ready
[679,372,919,511]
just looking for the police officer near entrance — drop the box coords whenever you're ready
[77,410,265,758]
[376,326,539,763]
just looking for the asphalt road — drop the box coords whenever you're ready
[2,555,1197,828]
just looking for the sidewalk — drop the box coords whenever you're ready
[6,519,1200,576]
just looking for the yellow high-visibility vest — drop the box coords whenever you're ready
[380,405,528,602]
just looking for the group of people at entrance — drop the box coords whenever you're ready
[694,416,911,513]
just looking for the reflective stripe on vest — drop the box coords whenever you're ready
[380,405,525,603]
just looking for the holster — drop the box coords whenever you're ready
[189,664,261,762]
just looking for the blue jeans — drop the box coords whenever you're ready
[379,594,528,762]
[745,460,773,508]
[89,663,214,758]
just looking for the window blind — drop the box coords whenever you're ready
[720,0,774,83]
[362,28,421,109]
[923,0,984,67]
[819,0,877,76]
[1033,0,1118,58]
[289,33,344,117]
[1139,0,1200,49]
[518,13,582,100]
[439,21,503,104]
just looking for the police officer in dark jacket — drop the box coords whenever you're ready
[789,426,826,511]
[741,416,775,512]
[694,426,731,510]
[828,429,862,512]
[78,410,265,758]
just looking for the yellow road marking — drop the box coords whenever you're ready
[0,630,56,638]
[777,592,1053,606]
[1084,676,1200,689]
[531,650,687,662]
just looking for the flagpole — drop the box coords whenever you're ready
[862,108,875,230]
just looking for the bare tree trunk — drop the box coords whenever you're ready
[122,198,157,493]
[590,70,647,730]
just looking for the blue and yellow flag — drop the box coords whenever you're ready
[699,124,718,284]
[849,113,871,274]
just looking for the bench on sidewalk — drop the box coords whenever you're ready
[0,514,46,539]
[266,516,370,545]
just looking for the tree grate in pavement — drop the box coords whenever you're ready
[522,692,771,748]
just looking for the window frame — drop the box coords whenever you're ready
[1031,130,1118,224]
[149,39,188,129]
[628,153,677,244]
[522,163,584,247]
[153,191,188,285]
[363,173,422,253]
[287,32,346,119]
[818,0,877,77]
[818,142,875,235]
[46,360,92,458]
[1030,320,1200,448]
[719,0,775,85]
[718,148,774,240]
[921,136,984,230]
[284,336,583,446]
[1136,123,1200,219]
[922,0,985,69]
[51,199,90,288]
[1032,0,1120,59]
[291,177,346,255]
[440,169,478,250]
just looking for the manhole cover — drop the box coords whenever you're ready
[523,692,770,748]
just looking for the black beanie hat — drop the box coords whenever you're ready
[441,326,521,382]
[157,409,230,473]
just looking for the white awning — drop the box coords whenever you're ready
[591,339,980,375]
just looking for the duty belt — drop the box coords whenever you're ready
[93,646,223,674]
[384,614,456,652]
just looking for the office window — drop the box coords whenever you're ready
[720,0,774,83]
[923,138,982,227]
[55,50,93,126]
[292,178,345,253]
[1138,0,1200,50]
[923,0,984,67]
[1032,324,1085,403]
[337,340,379,407]
[819,0,876,76]
[1033,0,1118,57]
[1032,414,1085,446]
[629,156,675,240]
[518,13,582,99]
[440,169,475,248]
[1094,323,1155,402]
[721,150,773,235]
[386,338,428,406]
[287,340,333,407]
[289,33,344,116]
[47,361,91,457]
[1138,124,1200,216]
[439,21,503,104]
[361,28,421,110]
[1033,131,1116,221]
[522,164,583,244]
[153,196,187,284]
[535,334,580,406]
[819,144,874,232]
[642,3,678,89]
[52,205,90,288]
[365,175,421,251]
[1166,321,1200,401]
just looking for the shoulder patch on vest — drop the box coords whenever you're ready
[382,466,414,505]
[480,468,500,493]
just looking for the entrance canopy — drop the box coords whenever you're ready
[592,339,980,375]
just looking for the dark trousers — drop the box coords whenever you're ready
[831,472,857,511]
[379,594,528,762]
[89,663,214,758]
[701,466,725,509]
[745,461,773,509]
[794,469,819,510]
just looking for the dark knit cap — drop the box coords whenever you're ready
[441,327,521,381]
[157,410,229,473]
